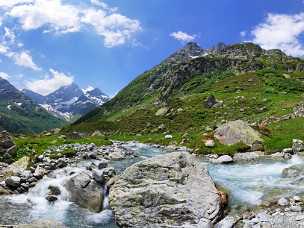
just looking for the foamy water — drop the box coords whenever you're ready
[208,155,304,206]
[0,142,166,227]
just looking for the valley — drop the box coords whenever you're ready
[1,42,304,227]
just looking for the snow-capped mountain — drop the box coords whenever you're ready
[0,77,64,133]
[23,83,110,121]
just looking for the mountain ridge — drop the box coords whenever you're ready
[0,77,65,134]
[23,83,110,121]
[67,41,304,153]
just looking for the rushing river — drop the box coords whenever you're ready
[0,142,168,228]
[1,143,304,227]
[208,154,304,208]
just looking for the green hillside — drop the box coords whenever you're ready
[0,78,66,134]
[67,42,304,153]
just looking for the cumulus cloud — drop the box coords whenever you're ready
[25,69,74,95]
[250,13,304,57]
[0,0,141,47]
[9,0,81,33]
[11,51,40,71]
[170,31,196,42]
[81,10,142,47]
[0,72,9,80]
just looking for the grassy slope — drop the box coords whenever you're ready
[66,42,304,154]
[0,101,66,134]
[65,68,304,154]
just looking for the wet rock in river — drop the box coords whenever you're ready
[109,152,224,227]
[48,185,61,196]
[282,164,304,178]
[5,176,21,189]
[65,171,104,212]
[212,155,233,164]
[233,151,264,162]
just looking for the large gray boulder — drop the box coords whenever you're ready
[109,152,224,227]
[214,120,262,146]
[0,131,16,163]
[65,171,104,212]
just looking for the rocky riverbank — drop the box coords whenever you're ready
[2,134,304,227]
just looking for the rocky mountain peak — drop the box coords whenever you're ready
[23,82,110,121]
[165,42,205,64]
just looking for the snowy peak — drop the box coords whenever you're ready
[23,83,110,121]
[46,83,83,104]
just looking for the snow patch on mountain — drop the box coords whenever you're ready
[23,83,110,121]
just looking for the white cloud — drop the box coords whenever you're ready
[0,43,8,54]
[1,0,141,47]
[251,13,304,57]
[0,0,33,8]
[25,69,74,95]
[11,51,40,71]
[81,10,142,47]
[90,0,118,12]
[0,72,9,80]
[170,31,196,42]
[9,0,81,33]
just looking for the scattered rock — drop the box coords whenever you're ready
[155,107,169,116]
[0,131,17,163]
[46,195,58,202]
[212,155,233,164]
[215,215,238,228]
[110,152,224,227]
[204,95,218,108]
[278,197,289,206]
[282,148,293,154]
[291,205,302,212]
[48,185,61,196]
[205,139,215,148]
[251,140,264,151]
[91,130,103,137]
[294,196,301,202]
[164,134,173,139]
[5,176,21,189]
[293,139,304,153]
[214,120,262,146]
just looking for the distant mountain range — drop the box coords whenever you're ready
[0,77,65,134]
[23,83,110,121]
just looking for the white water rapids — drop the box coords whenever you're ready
[1,143,304,227]
[208,154,304,207]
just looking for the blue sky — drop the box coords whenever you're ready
[0,0,303,96]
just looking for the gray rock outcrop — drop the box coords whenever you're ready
[109,152,224,227]
[0,131,16,163]
[214,120,262,146]
[65,171,104,212]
